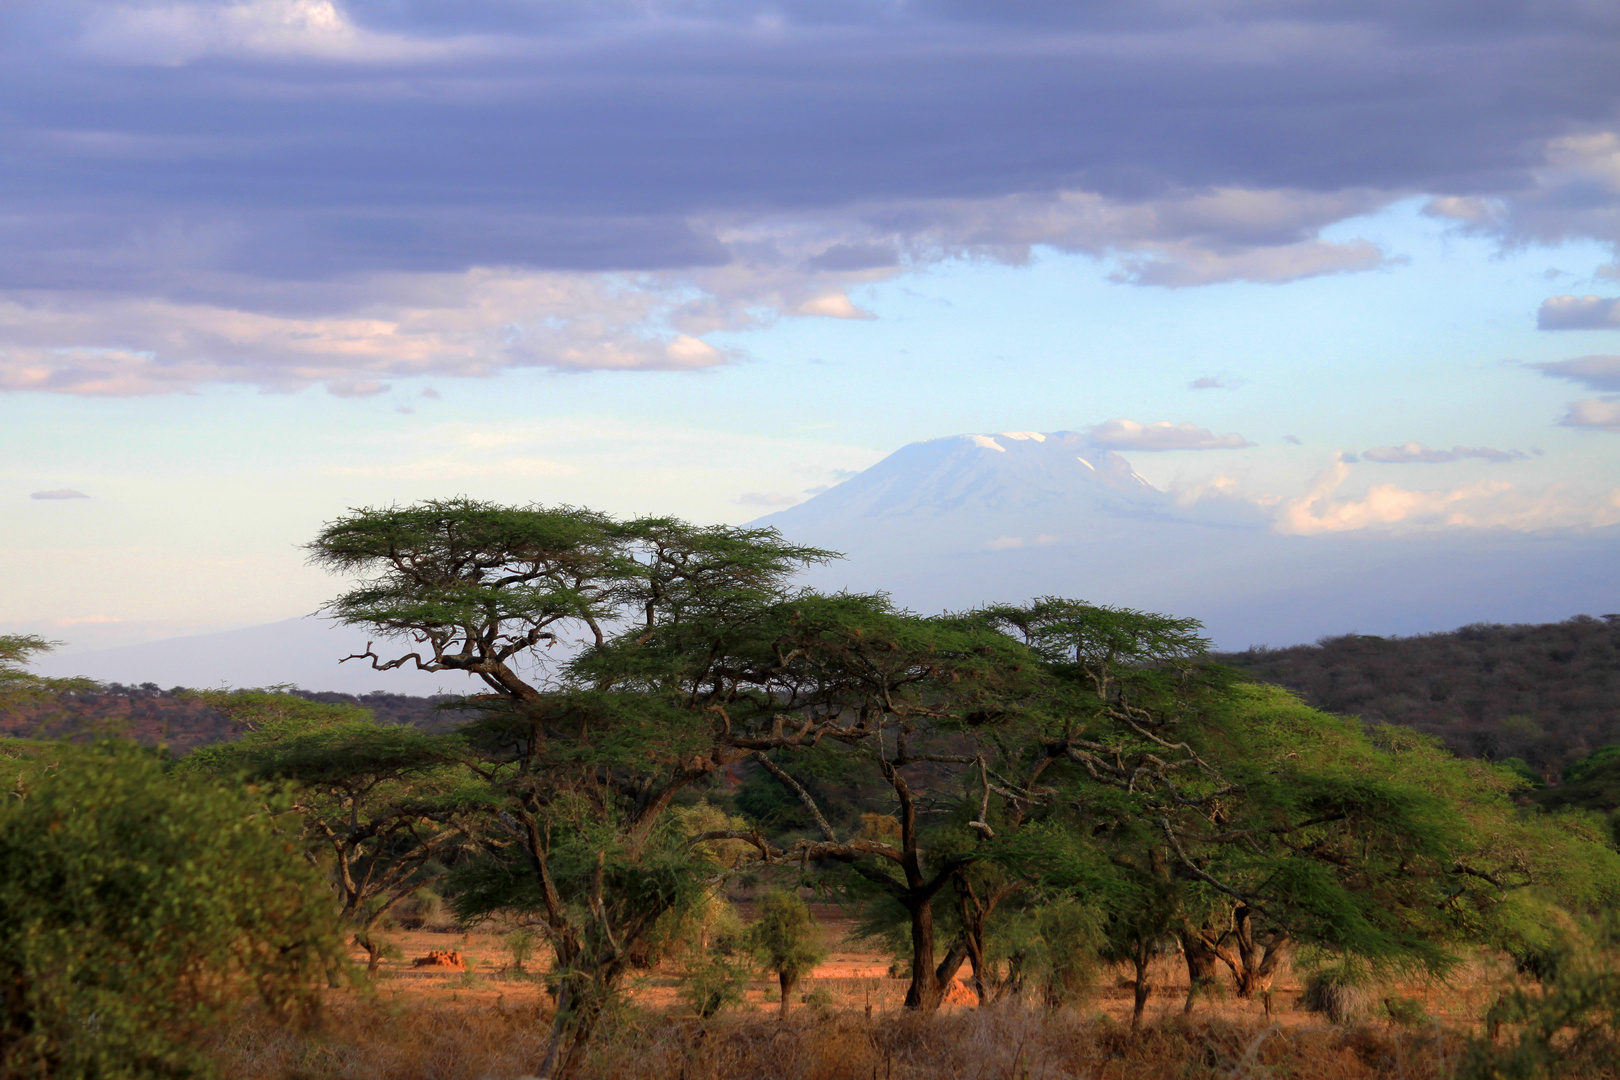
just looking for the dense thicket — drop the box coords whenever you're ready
[1217,615,1620,777]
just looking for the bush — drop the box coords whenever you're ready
[679,951,754,1018]
[1382,995,1430,1027]
[0,740,349,1078]
[1302,966,1370,1025]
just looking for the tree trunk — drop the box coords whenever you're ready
[1130,941,1152,1029]
[1180,932,1221,1014]
[1229,905,1288,1000]
[902,898,942,1011]
[779,970,795,1019]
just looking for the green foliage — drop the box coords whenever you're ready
[181,689,483,961]
[0,635,95,710]
[504,928,540,971]
[679,948,754,1018]
[1464,917,1620,1080]
[0,739,348,1079]
[1537,744,1620,814]
[746,890,826,985]
[1382,994,1431,1027]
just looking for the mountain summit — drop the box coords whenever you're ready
[752,430,1620,650]
[754,431,1169,553]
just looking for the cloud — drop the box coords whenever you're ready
[1189,376,1226,390]
[30,489,90,500]
[1361,442,1526,464]
[326,379,389,398]
[1282,435,1302,445]
[1276,459,1620,535]
[1532,355,1620,392]
[1086,419,1252,452]
[1,4,1620,392]
[1538,295,1620,330]
[78,0,477,65]
[1559,398,1620,432]
[734,492,804,508]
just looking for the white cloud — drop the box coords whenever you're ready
[1086,419,1252,451]
[30,489,90,500]
[1560,397,1620,432]
[0,270,750,396]
[793,293,873,319]
[1276,458,1620,535]
[79,0,478,65]
[1360,442,1525,464]
[1115,239,1389,288]
[325,379,389,398]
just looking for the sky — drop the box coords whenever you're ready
[5,0,1620,654]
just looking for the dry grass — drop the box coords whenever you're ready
[209,1000,1483,1080]
[201,920,1617,1080]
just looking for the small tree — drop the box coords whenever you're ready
[747,890,827,1018]
[184,689,481,977]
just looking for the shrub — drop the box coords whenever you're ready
[746,890,827,1018]
[1382,995,1430,1027]
[1302,966,1370,1025]
[679,950,754,1018]
[0,740,348,1079]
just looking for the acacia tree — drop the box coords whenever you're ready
[183,690,481,976]
[661,596,1044,1011]
[309,501,844,1075]
[0,636,94,710]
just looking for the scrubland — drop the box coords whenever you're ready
[203,920,1585,1080]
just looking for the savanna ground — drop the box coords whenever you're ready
[206,907,1527,1080]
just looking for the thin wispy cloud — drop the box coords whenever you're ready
[1532,355,1620,392]
[1087,419,1252,452]
[1361,442,1526,464]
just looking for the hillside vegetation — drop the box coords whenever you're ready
[1218,614,1620,778]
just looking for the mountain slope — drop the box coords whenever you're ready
[753,431,1620,650]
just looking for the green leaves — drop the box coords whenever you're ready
[0,635,96,710]
[0,740,348,1078]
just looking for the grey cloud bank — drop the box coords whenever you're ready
[29,489,89,500]
[4,0,1620,392]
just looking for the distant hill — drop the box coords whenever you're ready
[10,617,1616,784]
[0,684,473,753]
[1218,614,1620,779]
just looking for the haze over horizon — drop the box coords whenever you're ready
[6,1,1620,671]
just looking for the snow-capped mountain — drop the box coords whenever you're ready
[753,431,1620,650]
[755,431,1177,555]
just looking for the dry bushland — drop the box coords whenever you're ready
[209,1000,1494,1080]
